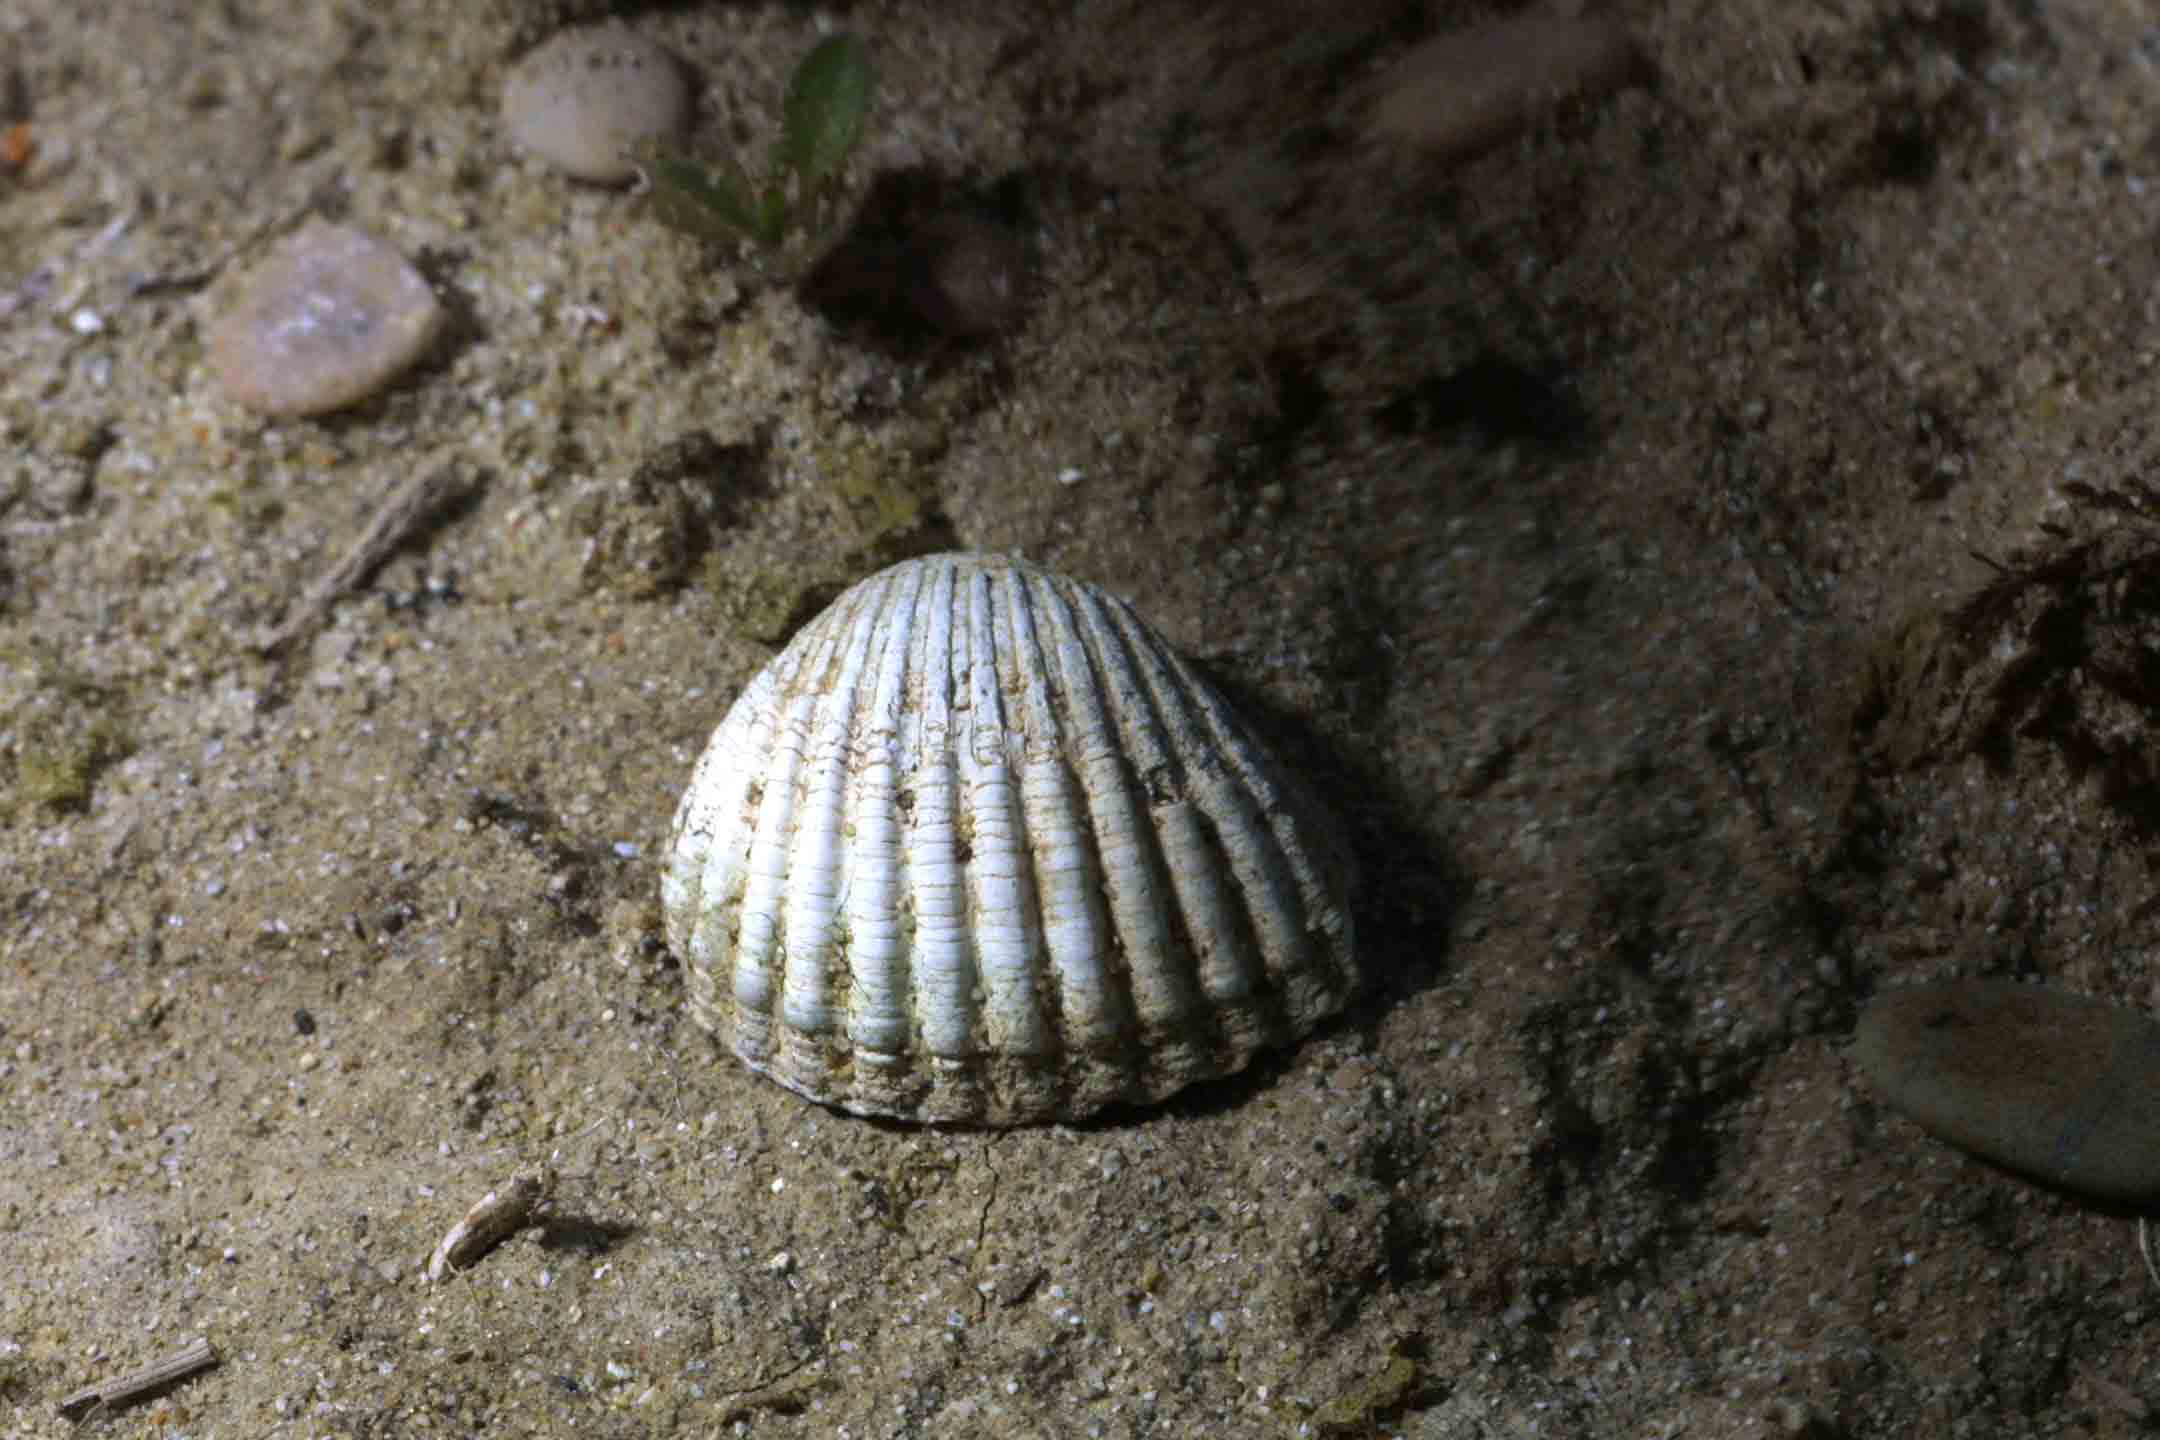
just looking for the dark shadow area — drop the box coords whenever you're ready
[1853,1090,2160,1222]
[1199,654,1464,1005]
[536,1211,640,1257]
[1632,1047,1724,1205]
[799,166,1036,355]
[1371,347,1595,453]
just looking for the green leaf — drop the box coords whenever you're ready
[635,140,765,245]
[782,35,874,188]
[755,182,791,248]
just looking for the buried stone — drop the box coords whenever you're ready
[1855,978,2160,1204]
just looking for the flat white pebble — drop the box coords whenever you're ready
[502,23,692,184]
[207,218,444,418]
[1855,979,2160,1203]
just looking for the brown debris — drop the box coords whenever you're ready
[426,1169,553,1282]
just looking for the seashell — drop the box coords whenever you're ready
[663,552,1358,1124]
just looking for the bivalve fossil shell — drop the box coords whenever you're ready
[663,553,1358,1124]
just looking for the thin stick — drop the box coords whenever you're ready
[56,1337,219,1422]
[257,461,475,658]
[2140,1216,2159,1291]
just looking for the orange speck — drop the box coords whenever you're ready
[0,123,33,171]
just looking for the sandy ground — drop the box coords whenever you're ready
[5,0,2160,1435]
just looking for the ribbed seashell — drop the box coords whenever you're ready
[663,553,1358,1124]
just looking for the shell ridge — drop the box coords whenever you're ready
[1067,582,1235,1057]
[910,559,977,1073]
[731,683,817,1063]
[1178,658,1358,1005]
[664,662,773,962]
[1011,567,1131,1076]
[1098,598,1300,1059]
[674,667,780,1029]
[1056,579,1221,1093]
[1102,598,1261,1000]
[738,585,871,1068]
[778,568,890,1057]
[843,560,922,1099]
[1153,643,1329,994]
[964,566,1054,1078]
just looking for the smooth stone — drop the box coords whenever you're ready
[207,218,445,418]
[502,23,692,184]
[1365,17,1639,160]
[1855,979,2160,1203]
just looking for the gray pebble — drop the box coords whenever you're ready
[1855,979,2160,1203]
[502,23,692,184]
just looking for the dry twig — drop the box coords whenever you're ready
[258,460,475,658]
[57,1337,219,1422]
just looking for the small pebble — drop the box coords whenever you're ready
[1855,979,2160,1203]
[502,23,692,184]
[1365,16,1639,160]
[207,218,445,418]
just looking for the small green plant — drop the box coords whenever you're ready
[639,34,874,254]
